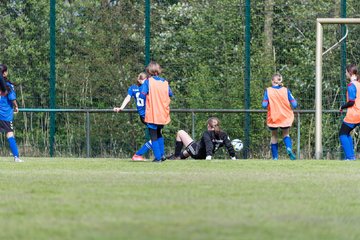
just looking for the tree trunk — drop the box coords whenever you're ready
[264,0,275,72]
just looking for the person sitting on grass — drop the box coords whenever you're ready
[167,117,236,160]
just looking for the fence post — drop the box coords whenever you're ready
[243,0,251,159]
[340,0,347,161]
[192,111,195,140]
[297,113,301,160]
[145,0,151,66]
[340,0,347,95]
[49,0,56,157]
[86,111,91,158]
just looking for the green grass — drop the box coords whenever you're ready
[1,158,360,240]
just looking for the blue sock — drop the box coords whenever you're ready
[136,140,152,156]
[7,137,19,158]
[283,136,292,150]
[271,143,278,159]
[340,134,355,159]
[151,139,162,160]
[347,135,354,156]
[158,137,164,157]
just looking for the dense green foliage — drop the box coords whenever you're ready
[1,158,360,239]
[0,0,360,158]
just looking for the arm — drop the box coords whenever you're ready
[287,89,298,109]
[262,90,269,108]
[340,84,356,110]
[141,79,149,96]
[12,100,19,113]
[114,95,131,112]
[223,135,236,159]
[340,101,355,110]
[7,84,17,109]
[202,131,214,159]
[168,85,173,97]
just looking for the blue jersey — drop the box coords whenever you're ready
[127,84,146,118]
[141,76,173,97]
[347,82,357,101]
[0,82,16,121]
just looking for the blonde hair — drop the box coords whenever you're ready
[207,117,221,136]
[146,61,162,76]
[272,73,283,86]
[136,72,147,85]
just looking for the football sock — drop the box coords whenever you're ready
[151,139,162,160]
[283,136,292,150]
[158,137,165,157]
[7,137,19,158]
[271,143,278,159]
[340,134,355,159]
[174,141,183,157]
[347,135,354,157]
[136,140,152,156]
[180,152,187,159]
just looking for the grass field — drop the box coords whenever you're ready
[1,158,360,240]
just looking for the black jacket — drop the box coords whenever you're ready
[196,130,236,158]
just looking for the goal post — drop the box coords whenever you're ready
[315,18,360,160]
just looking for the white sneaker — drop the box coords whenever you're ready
[14,157,24,163]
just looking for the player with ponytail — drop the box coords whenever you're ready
[167,117,236,160]
[339,64,360,160]
[140,61,173,162]
[113,72,152,161]
[0,64,23,162]
[0,64,7,94]
[262,73,298,160]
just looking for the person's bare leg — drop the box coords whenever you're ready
[271,129,278,144]
[282,128,290,138]
[169,130,194,159]
[176,130,194,147]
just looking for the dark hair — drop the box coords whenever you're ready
[0,64,7,74]
[346,64,358,75]
[207,117,221,136]
[0,64,16,90]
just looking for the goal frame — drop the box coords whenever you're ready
[315,18,360,159]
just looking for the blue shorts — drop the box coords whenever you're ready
[147,123,164,130]
[343,121,360,129]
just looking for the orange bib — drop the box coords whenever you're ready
[144,77,171,125]
[266,87,294,128]
[344,81,360,124]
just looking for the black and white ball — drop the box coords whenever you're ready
[231,139,243,152]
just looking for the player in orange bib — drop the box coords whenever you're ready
[262,73,298,160]
[140,61,173,162]
[339,64,360,161]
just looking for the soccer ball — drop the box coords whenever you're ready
[231,139,243,152]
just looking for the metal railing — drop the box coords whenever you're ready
[18,108,326,159]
